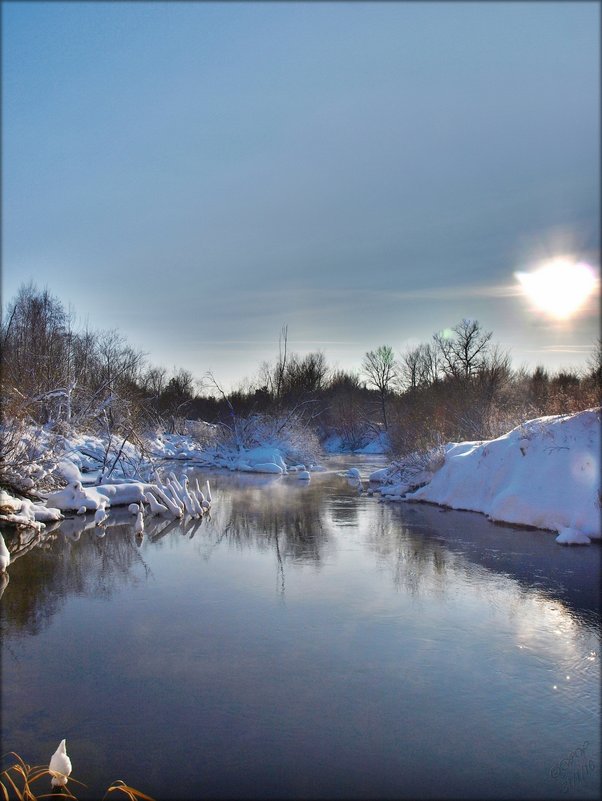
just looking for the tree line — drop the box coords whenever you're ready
[1,283,599,456]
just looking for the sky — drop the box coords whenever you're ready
[3,1,599,390]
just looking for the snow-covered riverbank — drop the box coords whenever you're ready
[0,420,325,532]
[1,409,599,549]
[369,408,601,545]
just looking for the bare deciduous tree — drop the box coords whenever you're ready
[400,343,439,390]
[433,319,493,380]
[275,324,288,401]
[161,369,196,433]
[362,345,398,430]
[281,352,329,400]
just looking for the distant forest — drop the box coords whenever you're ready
[2,283,600,455]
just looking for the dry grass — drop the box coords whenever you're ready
[0,753,153,801]
[102,781,154,801]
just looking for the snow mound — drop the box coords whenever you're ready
[214,446,325,476]
[555,527,591,546]
[369,467,391,482]
[405,409,600,542]
[242,447,287,471]
[251,463,284,474]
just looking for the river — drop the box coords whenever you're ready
[1,455,600,799]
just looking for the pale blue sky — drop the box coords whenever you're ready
[3,2,599,388]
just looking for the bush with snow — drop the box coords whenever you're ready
[369,444,446,499]
[207,411,321,471]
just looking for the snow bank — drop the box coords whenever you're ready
[3,411,325,498]
[228,446,288,474]
[371,409,601,545]
[555,527,593,546]
[0,413,323,534]
[220,444,327,475]
[147,421,322,476]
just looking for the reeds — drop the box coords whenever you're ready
[1,753,153,801]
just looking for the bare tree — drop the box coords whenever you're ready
[140,365,168,419]
[1,283,71,419]
[275,324,288,401]
[400,343,438,390]
[161,368,196,433]
[433,319,493,380]
[328,369,362,391]
[73,330,145,431]
[400,346,422,391]
[325,371,371,449]
[585,339,602,385]
[281,351,329,400]
[362,345,398,430]
[258,360,275,398]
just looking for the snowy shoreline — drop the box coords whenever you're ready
[0,422,327,533]
[369,408,601,546]
[1,408,600,549]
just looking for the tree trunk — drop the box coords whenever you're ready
[381,391,388,431]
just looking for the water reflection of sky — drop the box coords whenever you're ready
[1,461,599,800]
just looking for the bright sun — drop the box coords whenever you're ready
[515,258,599,320]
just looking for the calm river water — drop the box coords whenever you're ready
[1,455,600,799]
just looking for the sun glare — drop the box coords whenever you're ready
[515,258,598,320]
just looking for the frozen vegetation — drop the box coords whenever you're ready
[370,408,601,545]
[0,284,599,551]
[0,411,325,532]
[1,408,599,552]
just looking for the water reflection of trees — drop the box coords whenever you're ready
[363,499,601,621]
[362,504,452,599]
[364,507,504,606]
[213,486,327,565]
[0,477,331,638]
[2,473,597,644]
[0,514,151,638]
[327,494,360,526]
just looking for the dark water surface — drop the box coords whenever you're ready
[1,456,600,799]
